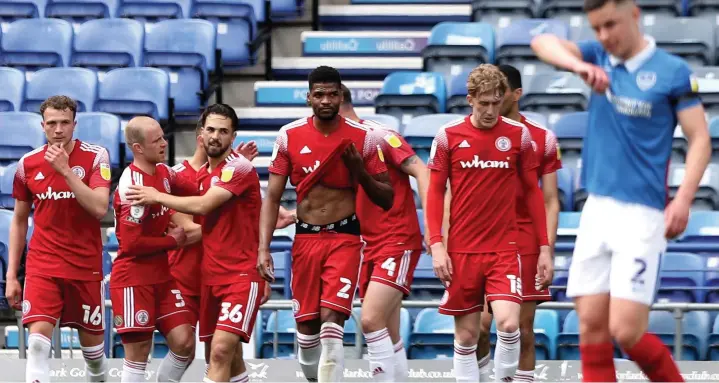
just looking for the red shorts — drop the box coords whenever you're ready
[439,251,523,316]
[199,280,262,343]
[22,274,105,335]
[359,249,421,297]
[291,233,363,322]
[184,294,201,328]
[109,280,192,337]
[520,252,551,302]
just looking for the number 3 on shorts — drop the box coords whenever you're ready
[219,302,244,323]
[172,289,186,308]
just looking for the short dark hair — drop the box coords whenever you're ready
[199,103,239,132]
[583,0,630,12]
[498,64,522,91]
[40,95,77,120]
[340,84,352,105]
[308,66,342,90]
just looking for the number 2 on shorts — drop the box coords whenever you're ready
[336,277,352,299]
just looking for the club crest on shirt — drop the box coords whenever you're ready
[163,178,171,193]
[113,315,123,327]
[71,166,86,180]
[22,300,30,315]
[495,137,511,152]
[377,145,385,162]
[100,163,111,181]
[221,167,235,182]
[636,71,657,91]
[135,310,149,326]
[291,299,300,314]
[384,134,402,148]
[211,176,220,186]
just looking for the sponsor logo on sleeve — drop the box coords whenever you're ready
[100,163,111,181]
[221,167,235,182]
[385,134,402,148]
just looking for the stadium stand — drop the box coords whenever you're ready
[0,67,25,112]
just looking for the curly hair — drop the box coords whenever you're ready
[467,64,508,98]
[40,95,77,120]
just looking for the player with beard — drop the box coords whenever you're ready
[258,66,394,383]
[126,104,266,383]
[339,85,429,382]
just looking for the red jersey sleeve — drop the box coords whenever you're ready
[427,127,451,175]
[89,148,112,189]
[519,126,539,172]
[268,130,291,176]
[362,129,389,175]
[541,130,563,175]
[214,158,257,196]
[116,195,177,256]
[12,158,32,202]
[165,164,198,196]
[381,132,417,168]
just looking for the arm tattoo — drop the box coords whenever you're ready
[400,155,419,170]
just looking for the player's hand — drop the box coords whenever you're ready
[664,197,691,239]
[260,281,272,305]
[257,248,275,283]
[235,141,259,162]
[167,226,187,248]
[5,277,22,310]
[276,208,297,229]
[430,243,452,286]
[45,143,71,176]
[341,143,365,177]
[126,185,161,205]
[573,62,609,93]
[536,246,554,291]
[424,233,433,256]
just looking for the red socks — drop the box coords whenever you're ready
[624,333,685,382]
[580,342,617,382]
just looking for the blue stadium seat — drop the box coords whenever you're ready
[0,162,18,208]
[71,18,145,71]
[642,17,714,66]
[0,67,25,112]
[45,0,120,24]
[556,310,579,359]
[359,114,401,132]
[404,113,464,162]
[552,255,571,301]
[105,228,118,251]
[520,111,548,128]
[411,254,443,299]
[0,209,11,276]
[23,67,98,113]
[143,19,216,117]
[423,22,495,83]
[648,310,710,361]
[556,211,580,246]
[75,112,121,167]
[520,72,590,120]
[117,0,191,23]
[261,310,296,358]
[190,0,258,69]
[95,67,170,121]
[681,211,719,244]
[471,0,533,28]
[375,72,447,126]
[446,68,471,114]
[534,309,559,360]
[539,0,583,20]
[271,0,301,19]
[409,308,454,359]
[668,164,719,210]
[552,112,587,170]
[658,252,705,303]
[496,19,569,74]
[555,167,574,212]
[1,18,74,71]
[0,112,45,163]
[0,0,46,25]
[709,315,719,360]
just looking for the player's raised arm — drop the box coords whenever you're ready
[530,35,608,92]
[344,131,394,210]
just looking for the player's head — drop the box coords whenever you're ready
[199,103,239,159]
[584,0,641,59]
[339,84,353,114]
[498,64,523,117]
[466,64,508,129]
[125,116,167,164]
[40,95,77,147]
[193,119,207,157]
[308,66,343,121]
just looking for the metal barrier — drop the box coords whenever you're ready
[14,300,719,361]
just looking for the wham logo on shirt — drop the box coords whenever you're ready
[303,160,320,174]
[36,187,75,200]
[460,155,509,169]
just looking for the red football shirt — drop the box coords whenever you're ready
[268,116,387,189]
[428,116,538,253]
[197,152,262,286]
[112,163,197,287]
[13,140,111,281]
[356,123,422,256]
[515,115,563,255]
[167,160,203,297]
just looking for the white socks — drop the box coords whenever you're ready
[453,342,479,382]
[494,330,520,382]
[478,352,491,381]
[514,369,535,382]
[26,333,51,383]
[297,332,321,382]
[318,322,344,383]
[230,371,249,382]
[156,350,190,382]
[81,342,108,382]
[121,359,147,383]
[364,328,394,382]
[393,340,408,381]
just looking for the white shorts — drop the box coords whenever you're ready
[566,194,666,306]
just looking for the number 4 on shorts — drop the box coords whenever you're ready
[381,258,397,277]
[219,302,244,323]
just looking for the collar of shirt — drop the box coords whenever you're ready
[608,36,657,73]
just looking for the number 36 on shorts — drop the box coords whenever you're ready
[219,302,244,323]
